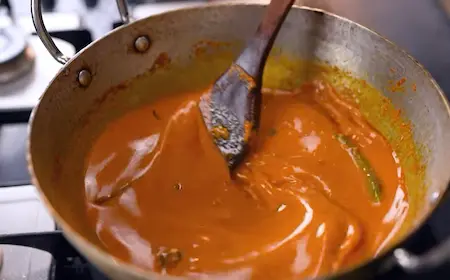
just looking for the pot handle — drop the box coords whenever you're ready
[116,0,131,24]
[394,237,450,273]
[31,0,131,65]
[393,187,450,273]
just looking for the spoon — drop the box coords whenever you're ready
[91,0,295,205]
[199,0,295,169]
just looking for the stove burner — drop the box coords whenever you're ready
[0,25,35,84]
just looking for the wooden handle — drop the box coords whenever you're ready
[236,0,295,78]
[258,0,296,39]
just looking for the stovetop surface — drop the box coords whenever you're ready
[2,224,449,280]
[2,0,450,279]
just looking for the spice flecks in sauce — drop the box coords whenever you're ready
[148,52,171,74]
[84,80,408,279]
[389,77,407,93]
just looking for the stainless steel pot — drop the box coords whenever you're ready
[28,0,450,279]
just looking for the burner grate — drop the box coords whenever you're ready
[0,231,110,279]
[0,225,445,280]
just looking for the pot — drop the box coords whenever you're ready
[28,0,450,279]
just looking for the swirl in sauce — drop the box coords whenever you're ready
[84,80,408,279]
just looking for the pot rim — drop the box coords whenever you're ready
[26,1,450,279]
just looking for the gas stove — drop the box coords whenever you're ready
[1,0,450,279]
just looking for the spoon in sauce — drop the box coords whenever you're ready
[91,0,295,205]
[199,0,295,169]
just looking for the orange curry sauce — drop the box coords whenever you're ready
[84,80,408,279]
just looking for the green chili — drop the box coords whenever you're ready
[334,134,382,203]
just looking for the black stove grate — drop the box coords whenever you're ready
[0,224,446,280]
[0,231,109,279]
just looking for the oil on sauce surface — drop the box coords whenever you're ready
[84,80,408,279]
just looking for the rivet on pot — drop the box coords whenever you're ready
[134,36,151,53]
[78,69,92,87]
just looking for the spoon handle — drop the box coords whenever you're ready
[236,0,295,78]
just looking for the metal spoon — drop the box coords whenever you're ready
[199,0,295,169]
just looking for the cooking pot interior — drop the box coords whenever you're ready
[28,3,450,277]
